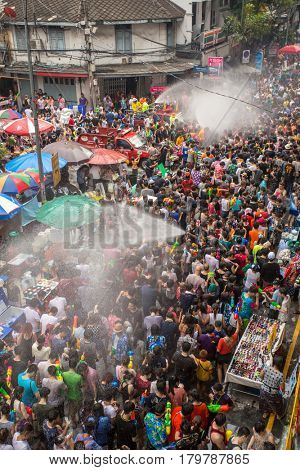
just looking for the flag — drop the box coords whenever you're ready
[158,163,169,178]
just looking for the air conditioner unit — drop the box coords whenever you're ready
[30,39,43,50]
[121,57,127,64]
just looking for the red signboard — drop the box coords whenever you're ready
[208,57,224,67]
[150,86,168,94]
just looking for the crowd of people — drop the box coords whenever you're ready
[0,58,299,451]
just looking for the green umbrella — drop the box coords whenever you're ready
[36,195,101,229]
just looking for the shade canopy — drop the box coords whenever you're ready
[278,44,300,54]
[36,195,101,229]
[0,193,21,219]
[6,152,67,174]
[43,141,92,164]
[3,117,54,136]
[0,109,22,120]
[89,148,127,166]
[0,172,39,195]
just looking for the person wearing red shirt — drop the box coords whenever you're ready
[216,321,241,383]
[234,246,247,277]
[168,402,194,442]
[181,173,194,194]
[189,389,209,431]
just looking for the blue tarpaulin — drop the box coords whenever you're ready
[21,195,40,226]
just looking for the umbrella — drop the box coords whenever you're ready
[18,168,44,185]
[3,117,54,136]
[5,152,67,173]
[278,44,300,54]
[88,148,127,166]
[43,141,93,164]
[0,193,21,220]
[36,195,101,229]
[0,172,37,195]
[0,109,21,120]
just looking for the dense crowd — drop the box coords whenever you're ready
[0,59,299,451]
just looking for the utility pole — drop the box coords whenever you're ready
[23,0,46,202]
[83,0,97,110]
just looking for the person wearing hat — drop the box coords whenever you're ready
[111,321,129,365]
[260,252,281,286]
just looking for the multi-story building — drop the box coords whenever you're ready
[173,0,232,64]
[0,0,202,105]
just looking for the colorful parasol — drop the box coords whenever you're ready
[0,193,21,220]
[0,171,39,195]
[88,148,127,165]
[3,117,54,136]
[18,168,43,185]
[0,109,21,120]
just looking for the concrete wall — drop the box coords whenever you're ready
[172,0,193,45]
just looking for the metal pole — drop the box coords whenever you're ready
[84,0,97,110]
[23,0,46,202]
[285,10,290,45]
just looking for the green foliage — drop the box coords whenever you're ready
[0,144,7,162]
[225,0,297,46]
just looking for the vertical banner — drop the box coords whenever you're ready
[255,51,264,73]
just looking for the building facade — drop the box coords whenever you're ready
[0,0,203,106]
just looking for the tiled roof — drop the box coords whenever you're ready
[5,0,185,24]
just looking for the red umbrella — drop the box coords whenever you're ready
[3,117,53,136]
[278,44,300,54]
[88,148,127,165]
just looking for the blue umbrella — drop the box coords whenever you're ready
[0,193,21,220]
[5,152,68,174]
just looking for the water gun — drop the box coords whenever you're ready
[72,314,78,335]
[6,366,12,389]
[270,301,281,309]
[128,351,134,369]
[140,389,149,406]
[0,387,10,401]
[80,352,85,362]
[207,404,230,413]
[55,360,63,381]
[165,401,172,435]
[111,346,116,356]
[230,296,235,309]
[25,406,32,415]
[233,305,240,320]
[257,287,263,294]
[170,241,179,254]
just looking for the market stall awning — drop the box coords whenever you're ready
[89,148,127,165]
[35,72,88,78]
[95,59,200,77]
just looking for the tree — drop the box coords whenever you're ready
[225,0,297,47]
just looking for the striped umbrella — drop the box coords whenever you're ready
[3,117,54,136]
[0,109,21,120]
[0,172,37,195]
[0,193,21,220]
[18,168,43,185]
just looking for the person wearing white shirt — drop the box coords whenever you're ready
[205,251,219,272]
[49,295,67,320]
[40,306,59,334]
[23,301,40,333]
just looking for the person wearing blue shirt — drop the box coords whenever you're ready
[18,364,40,407]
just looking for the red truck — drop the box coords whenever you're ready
[77,128,151,164]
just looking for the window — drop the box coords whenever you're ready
[15,27,26,50]
[192,2,197,27]
[211,10,216,27]
[48,28,65,51]
[115,25,132,53]
[116,139,132,150]
[167,23,174,48]
[219,0,229,7]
